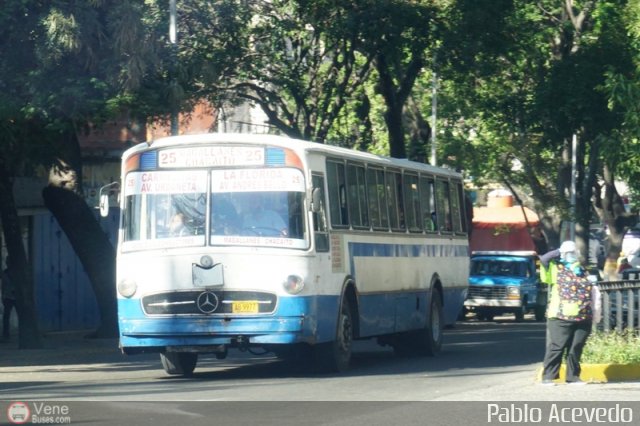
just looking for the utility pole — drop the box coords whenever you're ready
[430,61,438,167]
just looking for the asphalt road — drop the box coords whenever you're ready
[2,316,640,425]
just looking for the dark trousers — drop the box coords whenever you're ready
[2,297,15,339]
[542,318,592,382]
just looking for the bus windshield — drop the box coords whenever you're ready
[122,168,307,251]
[123,170,208,250]
[209,168,306,248]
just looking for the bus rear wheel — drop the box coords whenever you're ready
[416,289,443,356]
[160,352,198,376]
[314,298,353,373]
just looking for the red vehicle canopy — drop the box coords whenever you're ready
[470,195,540,253]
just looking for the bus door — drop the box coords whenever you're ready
[311,174,329,253]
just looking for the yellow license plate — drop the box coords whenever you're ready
[232,301,259,313]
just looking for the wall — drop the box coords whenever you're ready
[31,209,119,331]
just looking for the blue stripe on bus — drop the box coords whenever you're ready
[348,241,468,262]
[347,241,468,284]
[118,294,341,347]
[118,241,468,349]
[347,241,468,327]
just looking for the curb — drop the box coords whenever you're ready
[536,364,640,384]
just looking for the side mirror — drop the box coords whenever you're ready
[311,187,322,213]
[99,194,110,217]
[98,181,120,218]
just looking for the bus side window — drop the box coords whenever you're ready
[403,173,421,232]
[419,176,436,232]
[312,174,329,252]
[327,160,349,227]
[449,182,464,233]
[435,179,452,232]
[367,167,389,230]
[347,162,368,229]
[386,170,405,231]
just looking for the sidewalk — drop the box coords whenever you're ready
[0,330,123,367]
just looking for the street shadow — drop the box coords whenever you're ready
[0,320,547,383]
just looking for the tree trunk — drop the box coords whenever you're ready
[594,165,638,280]
[375,53,424,159]
[386,107,407,159]
[573,133,590,266]
[43,128,118,338]
[406,96,431,163]
[0,163,42,349]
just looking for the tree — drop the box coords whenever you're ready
[198,0,373,143]
[597,0,640,268]
[0,0,51,348]
[437,0,636,271]
[0,122,46,349]
[0,0,172,339]
[361,1,437,159]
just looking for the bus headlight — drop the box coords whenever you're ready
[507,286,520,300]
[118,279,138,298]
[283,275,305,294]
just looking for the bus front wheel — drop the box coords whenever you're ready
[314,298,353,373]
[160,352,198,376]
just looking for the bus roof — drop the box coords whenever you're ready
[123,133,462,179]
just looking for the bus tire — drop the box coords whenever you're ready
[416,289,443,356]
[314,298,353,373]
[160,352,198,376]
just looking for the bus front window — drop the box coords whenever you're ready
[122,171,207,250]
[209,168,307,248]
[211,191,305,243]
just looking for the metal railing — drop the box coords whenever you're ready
[599,271,640,332]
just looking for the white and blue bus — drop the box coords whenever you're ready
[110,133,469,375]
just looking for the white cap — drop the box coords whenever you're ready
[559,241,576,253]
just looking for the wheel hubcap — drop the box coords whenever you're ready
[431,308,441,341]
[339,313,352,353]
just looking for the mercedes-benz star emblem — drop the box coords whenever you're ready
[196,291,219,314]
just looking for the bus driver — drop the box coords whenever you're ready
[242,194,288,236]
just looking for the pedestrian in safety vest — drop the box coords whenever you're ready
[539,241,602,385]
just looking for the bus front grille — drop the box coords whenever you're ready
[467,285,508,300]
[141,290,277,316]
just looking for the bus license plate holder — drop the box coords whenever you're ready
[232,301,259,313]
[192,263,224,287]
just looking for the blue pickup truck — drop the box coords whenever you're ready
[463,251,546,321]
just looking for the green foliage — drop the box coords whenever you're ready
[202,0,377,142]
[430,0,638,249]
[582,330,640,364]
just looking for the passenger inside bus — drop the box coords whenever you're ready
[169,213,189,237]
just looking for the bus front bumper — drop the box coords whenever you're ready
[119,315,311,349]
[116,294,341,350]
